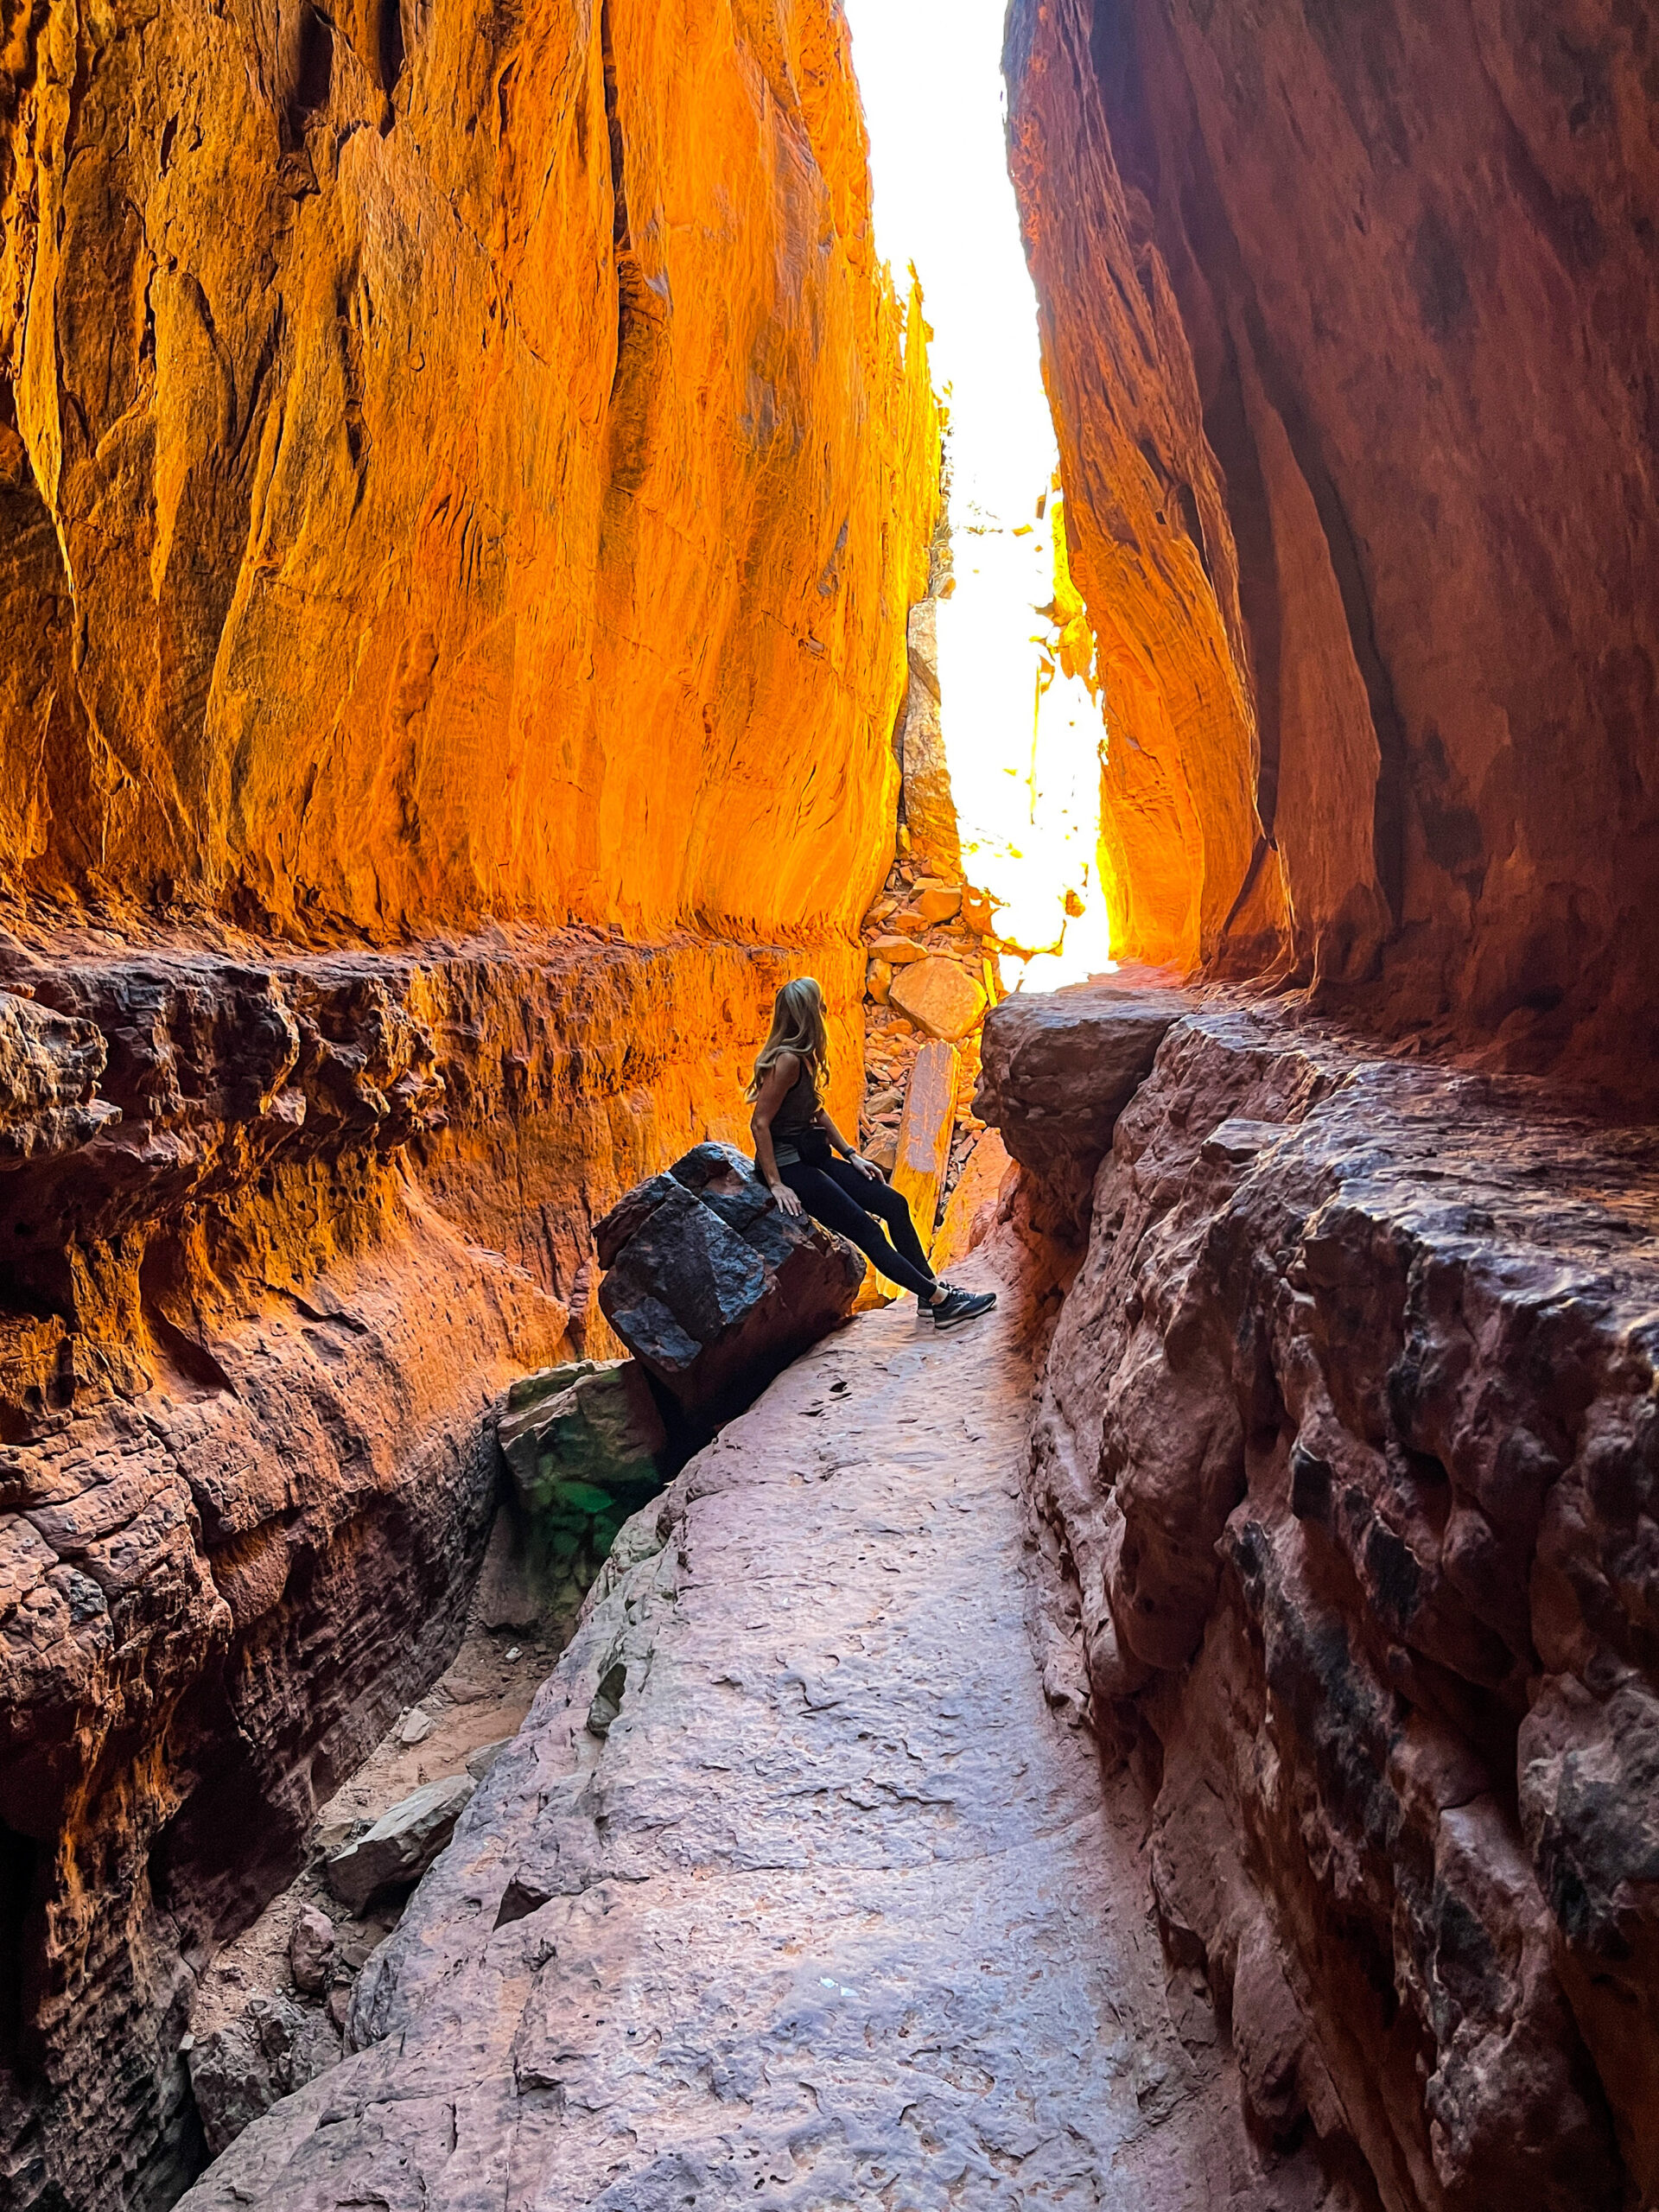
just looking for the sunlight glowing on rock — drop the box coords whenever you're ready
[844,0,1110,993]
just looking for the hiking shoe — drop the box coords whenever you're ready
[931,1284,996,1330]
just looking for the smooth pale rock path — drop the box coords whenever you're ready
[178,1267,1317,2211]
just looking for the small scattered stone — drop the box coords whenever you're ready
[865,1129,899,1175]
[326,1985,353,2033]
[288,1905,336,1997]
[313,1815,368,1858]
[324,1775,476,1913]
[914,882,962,925]
[397,1706,435,1747]
[888,957,986,1044]
[466,1738,512,1783]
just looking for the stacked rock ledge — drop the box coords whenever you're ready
[982,989,1659,2209]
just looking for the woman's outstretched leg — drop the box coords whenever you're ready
[823,1160,932,1277]
[777,1161,938,1299]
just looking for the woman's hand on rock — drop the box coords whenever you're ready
[770,1181,805,1217]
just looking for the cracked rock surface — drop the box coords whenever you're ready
[177,1270,1337,2209]
[990,993,1659,2209]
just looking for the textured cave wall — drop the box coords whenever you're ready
[0,0,936,941]
[1004,0,1659,1077]
[983,988,1659,2212]
[0,925,861,2212]
[0,3,938,2202]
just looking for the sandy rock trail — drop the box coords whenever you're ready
[180,1272,1311,2210]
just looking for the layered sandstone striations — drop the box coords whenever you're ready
[1005,0,1659,1079]
[0,2,939,2202]
[0,0,936,939]
[985,989,1659,2209]
[0,925,865,2209]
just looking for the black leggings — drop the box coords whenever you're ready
[778,1155,938,1299]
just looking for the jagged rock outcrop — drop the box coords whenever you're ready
[974,972,1185,1236]
[323,1775,476,1915]
[1004,0,1659,1086]
[494,1356,675,1637]
[984,993,1659,2209]
[0,2,939,2197]
[596,1143,863,1422]
[498,1360,671,1517]
[183,1994,341,2164]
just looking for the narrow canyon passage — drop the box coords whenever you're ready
[172,1268,1298,2211]
[5,0,1657,2203]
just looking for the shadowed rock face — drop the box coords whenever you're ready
[986,995,1659,2209]
[1004,0,1659,1088]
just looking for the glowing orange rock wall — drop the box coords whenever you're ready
[1007,0,1659,1075]
[0,0,936,944]
[0,5,938,2201]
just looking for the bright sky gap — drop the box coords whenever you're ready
[842,0,1114,989]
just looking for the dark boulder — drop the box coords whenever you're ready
[493,1358,674,1634]
[596,1143,863,1422]
[975,972,1185,1236]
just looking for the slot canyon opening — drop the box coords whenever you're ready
[845,0,1116,996]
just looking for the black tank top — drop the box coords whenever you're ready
[772,1059,820,1135]
[770,1057,826,1166]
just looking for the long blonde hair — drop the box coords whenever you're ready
[747,976,829,1099]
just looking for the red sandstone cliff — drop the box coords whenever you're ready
[0,3,938,2202]
[999,12,1659,2197]
[981,984,1659,2212]
[1005,0,1659,1084]
[0,0,936,940]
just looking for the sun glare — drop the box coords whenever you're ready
[842,0,1113,992]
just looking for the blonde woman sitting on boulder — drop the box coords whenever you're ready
[748,977,995,1331]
